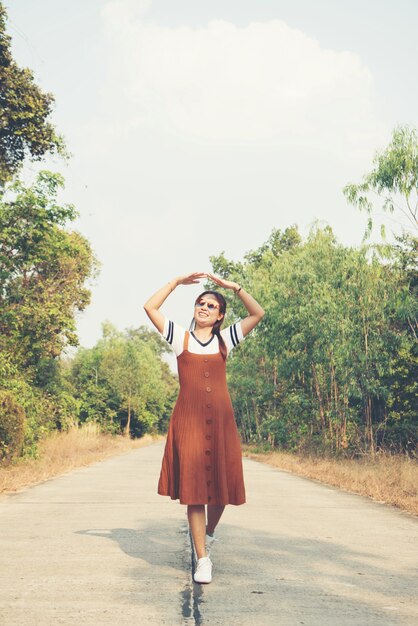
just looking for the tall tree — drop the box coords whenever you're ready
[0,171,97,378]
[0,3,64,185]
[343,125,418,238]
[68,324,178,437]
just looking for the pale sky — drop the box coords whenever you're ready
[5,0,418,348]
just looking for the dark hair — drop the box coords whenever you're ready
[192,290,228,360]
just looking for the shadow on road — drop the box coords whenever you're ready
[77,522,185,567]
[75,520,415,625]
[76,520,206,625]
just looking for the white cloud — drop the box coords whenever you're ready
[98,4,381,154]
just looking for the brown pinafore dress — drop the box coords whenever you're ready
[158,331,246,505]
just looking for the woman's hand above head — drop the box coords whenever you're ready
[143,272,207,334]
[206,273,265,337]
[206,273,240,292]
[176,272,207,286]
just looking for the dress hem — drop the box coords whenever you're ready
[158,491,246,506]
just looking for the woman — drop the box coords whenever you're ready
[144,272,264,584]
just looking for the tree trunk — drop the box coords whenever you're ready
[125,397,131,437]
[312,364,326,430]
[365,394,375,456]
[341,383,349,449]
[252,399,261,441]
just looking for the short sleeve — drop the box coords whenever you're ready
[221,321,245,355]
[161,318,186,357]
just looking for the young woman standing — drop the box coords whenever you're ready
[144,272,264,583]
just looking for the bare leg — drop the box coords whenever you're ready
[187,505,207,559]
[206,504,225,535]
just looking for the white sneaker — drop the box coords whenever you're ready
[194,556,213,584]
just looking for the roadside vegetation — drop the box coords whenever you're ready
[243,446,418,516]
[0,423,162,494]
[0,4,177,474]
[214,126,417,460]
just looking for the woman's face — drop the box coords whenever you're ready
[194,296,224,327]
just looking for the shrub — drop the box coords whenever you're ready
[0,390,26,464]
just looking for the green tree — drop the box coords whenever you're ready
[68,323,178,437]
[343,126,418,452]
[0,171,98,459]
[100,326,175,437]
[0,3,65,185]
[343,125,418,238]
[63,345,118,432]
[211,226,417,456]
[0,171,98,377]
[0,389,25,463]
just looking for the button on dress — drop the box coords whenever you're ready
[158,331,246,505]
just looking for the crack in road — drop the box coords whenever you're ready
[180,525,204,625]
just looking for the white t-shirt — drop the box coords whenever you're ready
[162,318,245,357]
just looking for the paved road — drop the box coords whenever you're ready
[0,442,417,626]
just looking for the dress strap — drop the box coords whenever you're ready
[183,331,190,352]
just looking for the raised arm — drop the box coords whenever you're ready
[207,273,265,337]
[143,272,206,334]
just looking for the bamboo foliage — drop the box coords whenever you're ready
[211,226,417,455]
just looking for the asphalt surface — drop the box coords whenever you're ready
[0,441,417,626]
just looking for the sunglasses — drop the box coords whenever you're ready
[195,300,220,311]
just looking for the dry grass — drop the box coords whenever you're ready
[243,446,418,516]
[0,423,163,495]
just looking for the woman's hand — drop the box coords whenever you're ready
[207,273,265,337]
[175,272,207,286]
[207,273,240,292]
[144,272,206,334]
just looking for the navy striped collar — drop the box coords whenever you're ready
[191,331,215,347]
